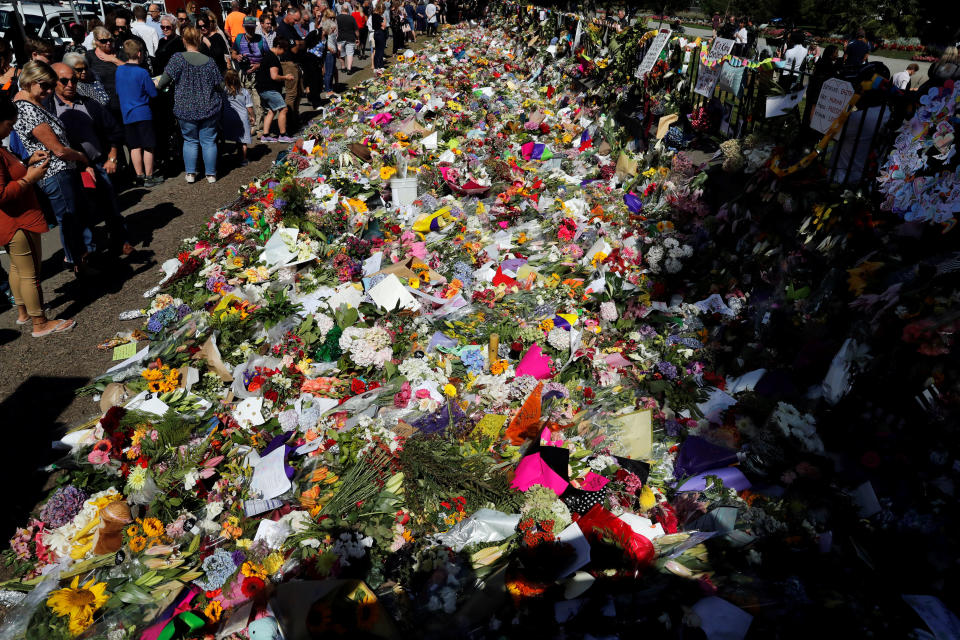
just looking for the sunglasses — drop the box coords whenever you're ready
[38,82,55,90]
[161,24,174,29]
[198,23,209,29]
[74,66,88,72]
[97,38,112,43]
[58,77,77,85]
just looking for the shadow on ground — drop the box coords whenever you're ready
[0,375,87,539]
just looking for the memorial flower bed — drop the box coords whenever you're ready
[1,10,958,640]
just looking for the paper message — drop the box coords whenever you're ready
[706,37,735,63]
[765,87,806,118]
[693,596,753,640]
[112,341,138,361]
[243,498,284,517]
[250,446,291,500]
[694,62,722,98]
[610,410,653,459]
[811,78,855,135]
[106,345,149,373]
[556,523,591,578]
[636,29,672,79]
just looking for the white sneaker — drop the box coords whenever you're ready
[206,176,216,183]
[185,173,196,183]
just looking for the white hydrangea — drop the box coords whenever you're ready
[399,357,444,385]
[547,327,570,350]
[339,326,394,369]
[600,301,618,321]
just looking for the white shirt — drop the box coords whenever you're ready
[891,70,911,90]
[783,44,807,76]
[131,21,159,57]
[426,2,437,22]
[735,27,747,44]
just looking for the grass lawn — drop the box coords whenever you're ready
[870,48,926,60]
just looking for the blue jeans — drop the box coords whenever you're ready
[38,169,94,265]
[324,50,336,92]
[179,116,218,177]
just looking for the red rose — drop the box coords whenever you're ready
[264,390,279,403]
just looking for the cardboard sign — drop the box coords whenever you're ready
[811,78,855,135]
[694,62,722,98]
[635,29,672,79]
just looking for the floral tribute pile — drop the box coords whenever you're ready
[2,12,959,640]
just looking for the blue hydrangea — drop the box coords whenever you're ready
[460,348,484,375]
[667,335,702,349]
[195,549,237,591]
[452,261,473,287]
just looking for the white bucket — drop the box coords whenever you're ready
[390,177,418,209]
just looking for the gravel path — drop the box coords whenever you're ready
[0,44,403,537]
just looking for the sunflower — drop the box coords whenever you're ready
[47,576,109,636]
[128,535,147,552]
[141,517,164,538]
[125,524,140,538]
[354,587,379,630]
[204,600,223,623]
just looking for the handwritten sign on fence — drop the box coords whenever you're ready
[811,78,855,135]
[635,29,672,79]
[706,37,735,63]
[694,62,722,97]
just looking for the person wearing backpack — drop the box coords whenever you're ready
[231,16,266,134]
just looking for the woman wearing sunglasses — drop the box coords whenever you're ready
[197,12,231,74]
[62,53,111,107]
[84,26,124,119]
[13,62,95,276]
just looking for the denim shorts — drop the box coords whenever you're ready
[258,90,286,112]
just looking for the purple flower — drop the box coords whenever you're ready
[231,549,246,566]
[273,198,288,209]
[664,419,683,437]
[657,361,678,380]
[146,314,164,333]
[40,485,87,528]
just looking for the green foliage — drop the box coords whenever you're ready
[256,288,304,329]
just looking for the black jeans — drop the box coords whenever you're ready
[374,30,387,68]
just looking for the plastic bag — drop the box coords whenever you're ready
[0,563,62,640]
[432,509,520,552]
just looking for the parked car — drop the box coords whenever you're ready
[0,3,97,44]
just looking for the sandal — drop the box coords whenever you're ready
[32,318,76,338]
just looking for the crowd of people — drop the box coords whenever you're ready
[0,0,488,336]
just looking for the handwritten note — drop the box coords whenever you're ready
[706,37,735,63]
[635,29,672,79]
[811,78,855,135]
[694,62,722,98]
[112,341,138,361]
[250,446,291,500]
